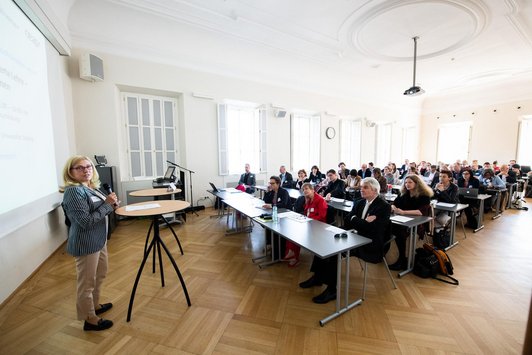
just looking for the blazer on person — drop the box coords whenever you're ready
[433,183,459,203]
[279,172,294,188]
[238,172,256,193]
[358,169,372,178]
[322,178,345,199]
[344,196,391,263]
[263,187,292,209]
[62,185,114,257]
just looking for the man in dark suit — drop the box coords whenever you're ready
[279,165,294,189]
[424,164,440,188]
[322,169,345,200]
[238,163,256,194]
[358,163,372,178]
[299,177,391,304]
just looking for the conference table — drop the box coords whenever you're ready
[115,200,191,321]
[130,188,185,256]
[460,193,491,232]
[252,212,371,326]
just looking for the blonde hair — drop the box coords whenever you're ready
[60,155,101,192]
[401,174,434,199]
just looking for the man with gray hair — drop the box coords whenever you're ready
[299,177,390,304]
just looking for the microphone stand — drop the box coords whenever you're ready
[167,160,198,216]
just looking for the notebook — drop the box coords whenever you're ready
[458,187,479,198]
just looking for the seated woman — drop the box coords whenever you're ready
[480,168,505,212]
[389,174,433,271]
[384,166,395,185]
[294,169,310,190]
[345,169,362,199]
[309,165,325,184]
[283,183,327,267]
[372,168,388,193]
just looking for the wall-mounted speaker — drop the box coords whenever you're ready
[274,109,287,118]
[79,53,104,82]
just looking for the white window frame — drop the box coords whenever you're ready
[217,102,267,175]
[340,119,362,169]
[375,122,393,168]
[517,116,532,165]
[290,112,320,172]
[401,126,417,162]
[436,121,472,164]
[122,93,178,179]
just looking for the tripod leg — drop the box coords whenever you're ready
[127,237,156,322]
[144,220,154,256]
[161,216,184,255]
[159,238,191,307]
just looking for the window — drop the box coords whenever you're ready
[437,122,471,163]
[401,126,417,162]
[217,103,266,175]
[122,93,178,179]
[340,119,362,169]
[375,123,392,167]
[291,113,320,172]
[517,117,532,165]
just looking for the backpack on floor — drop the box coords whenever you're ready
[414,243,459,285]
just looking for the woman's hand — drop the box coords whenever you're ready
[105,192,119,207]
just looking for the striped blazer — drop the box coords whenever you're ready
[62,185,114,257]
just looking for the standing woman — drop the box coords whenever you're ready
[389,174,433,271]
[61,155,118,331]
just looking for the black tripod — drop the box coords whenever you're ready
[167,160,198,216]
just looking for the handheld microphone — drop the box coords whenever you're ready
[102,183,119,206]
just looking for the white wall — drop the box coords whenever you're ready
[0,44,75,304]
[69,49,419,205]
[420,81,532,165]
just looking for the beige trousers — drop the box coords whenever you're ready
[75,244,108,322]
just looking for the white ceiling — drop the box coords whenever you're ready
[63,0,532,106]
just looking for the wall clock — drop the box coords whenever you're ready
[325,127,336,139]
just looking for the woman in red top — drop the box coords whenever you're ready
[283,183,328,267]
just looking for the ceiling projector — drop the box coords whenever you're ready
[403,86,425,96]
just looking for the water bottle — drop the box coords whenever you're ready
[387,184,392,196]
[272,205,278,223]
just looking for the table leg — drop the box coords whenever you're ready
[445,211,459,251]
[474,199,485,232]
[398,226,417,278]
[161,216,184,255]
[127,234,156,322]
[492,191,502,219]
[158,236,192,307]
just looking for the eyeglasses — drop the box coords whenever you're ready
[71,165,93,172]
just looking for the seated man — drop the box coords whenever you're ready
[424,165,440,188]
[238,163,256,194]
[432,170,459,230]
[358,163,372,178]
[322,169,346,200]
[262,176,292,259]
[279,165,294,189]
[299,177,391,304]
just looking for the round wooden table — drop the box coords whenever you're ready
[129,188,182,198]
[115,200,191,321]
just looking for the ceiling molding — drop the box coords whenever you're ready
[504,0,532,50]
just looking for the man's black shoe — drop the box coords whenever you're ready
[95,303,113,315]
[388,258,407,271]
[83,318,113,331]
[312,287,337,304]
[299,275,322,289]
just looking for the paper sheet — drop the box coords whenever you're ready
[125,203,161,212]
[390,215,413,223]
[436,202,455,208]
[325,226,345,233]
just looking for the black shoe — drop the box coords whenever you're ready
[389,258,407,271]
[95,303,113,315]
[312,287,337,304]
[83,318,113,331]
[299,275,322,289]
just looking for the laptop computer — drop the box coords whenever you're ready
[458,187,479,198]
[209,182,225,192]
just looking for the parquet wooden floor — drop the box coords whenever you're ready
[1,200,531,354]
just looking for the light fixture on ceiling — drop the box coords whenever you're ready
[404,36,425,96]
